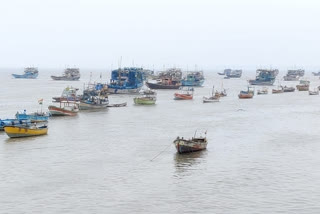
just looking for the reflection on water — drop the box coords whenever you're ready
[174,150,208,178]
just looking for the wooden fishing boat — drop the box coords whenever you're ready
[296,80,310,91]
[203,85,220,103]
[283,86,295,92]
[4,124,48,138]
[272,87,284,94]
[257,87,268,95]
[174,87,194,100]
[146,81,181,89]
[238,87,254,99]
[15,111,49,122]
[173,132,208,154]
[107,102,127,107]
[79,96,109,110]
[134,89,157,105]
[48,101,79,116]
[309,89,319,95]
[52,87,80,102]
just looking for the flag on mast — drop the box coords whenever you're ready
[38,98,43,105]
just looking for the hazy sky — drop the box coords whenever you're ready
[1,0,320,70]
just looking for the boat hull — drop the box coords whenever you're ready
[174,93,193,100]
[51,76,80,81]
[12,73,38,79]
[174,139,207,154]
[296,85,309,91]
[203,96,219,103]
[238,93,253,99]
[4,126,48,138]
[146,82,181,90]
[249,80,275,86]
[134,97,156,105]
[48,105,78,116]
[79,102,108,110]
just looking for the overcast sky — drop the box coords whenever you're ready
[0,0,319,70]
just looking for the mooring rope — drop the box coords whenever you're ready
[150,142,172,162]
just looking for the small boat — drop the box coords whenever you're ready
[12,67,39,79]
[312,71,320,76]
[181,71,205,86]
[15,110,50,122]
[4,123,48,138]
[309,89,319,95]
[203,85,220,103]
[173,131,208,154]
[48,101,79,116]
[249,69,278,86]
[146,81,181,89]
[238,87,254,99]
[79,96,109,110]
[107,102,127,107]
[296,80,310,91]
[174,87,194,100]
[134,89,157,105]
[257,87,268,95]
[283,86,295,92]
[272,87,284,94]
[51,68,80,81]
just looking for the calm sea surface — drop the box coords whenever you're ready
[1,68,320,213]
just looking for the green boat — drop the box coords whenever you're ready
[134,96,156,105]
[134,89,157,105]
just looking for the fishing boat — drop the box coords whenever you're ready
[257,87,268,95]
[174,87,194,100]
[312,71,320,76]
[219,89,227,97]
[52,87,80,102]
[225,69,242,78]
[203,86,220,103]
[249,69,278,85]
[283,69,304,81]
[51,68,80,81]
[283,86,295,92]
[12,67,39,79]
[146,68,182,89]
[296,80,310,91]
[133,90,157,105]
[4,123,48,138]
[15,111,49,122]
[181,71,205,86]
[173,131,208,154]
[107,67,144,94]
[107,102,127,107]
[79,96,109,110]
[272,87,284,94]
[238,87,254,99]
[309,89,319,95]
[48,101,79,116]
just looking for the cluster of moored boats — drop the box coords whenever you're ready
[3,67,320,154]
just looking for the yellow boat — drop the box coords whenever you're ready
[4,125,48,138]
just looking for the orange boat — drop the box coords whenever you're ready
[174,87,194,100]
[238,87,254,99]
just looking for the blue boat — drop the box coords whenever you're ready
[181,71,205,87]
[107,67,144,94]
[249,69,279,86]
[0,119,30,131]
[12,67,39,79]
[15,110,50,122]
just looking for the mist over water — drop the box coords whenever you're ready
[1,69,320,213]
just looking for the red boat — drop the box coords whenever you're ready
[174,87,194,100]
